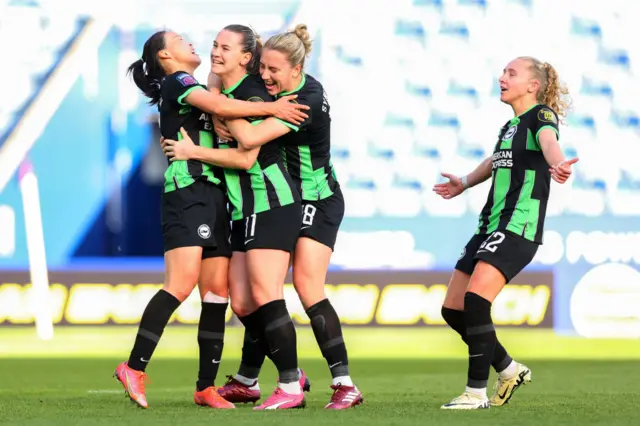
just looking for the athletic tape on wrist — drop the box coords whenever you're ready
[461,175,470,190]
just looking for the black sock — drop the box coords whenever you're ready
[196,301,227,391]
[128,290,181,371]
[237,311,267,379]
[464,292,496,389]
[492,341,513,373]
[306,299,350,378]
[256,300,299,384]
[441,306,513,373]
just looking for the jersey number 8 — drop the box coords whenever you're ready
[302,204,317,226]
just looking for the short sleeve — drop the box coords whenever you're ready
[233,78,273,124]
[162,72,203,105]
[533,106,560,145]
[274,94,315,132]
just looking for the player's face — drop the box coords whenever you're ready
[211,30,251,76]
[162,32,201,68]
[498,58,538,104]
[260,48,301,96]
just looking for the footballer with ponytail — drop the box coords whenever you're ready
[127,31,167,105]
[113,29,309,411]
[162,23,311,411]
[528,58,571,123]
[214,23,365,410]
[434,55,578,411]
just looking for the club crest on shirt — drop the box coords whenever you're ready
[502,125,518,141]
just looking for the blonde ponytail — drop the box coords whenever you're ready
[264,23,313,68]
[541,62,570,121]
[519,56,571,123]
[293,24,312,57]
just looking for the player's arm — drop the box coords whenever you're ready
[190,144,258,171]
[163,128,258,170]
[463,155,493,189]
[534,107,578,184]
[433,155,492,199]
[226,95,313,149]
[203,72,237,140]
[538,129,578,184]
[538,128,564,167]
[225,117,293,150]
[184,87,308,124]
[163,72,307,124]
[205,72,236,140]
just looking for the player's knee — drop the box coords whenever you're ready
[443,300,464,311]
[164,284,196,303]
[230,297,253,317]
[251,286,278,308]
[292,266,322,291]
[293,272,325,307]
[295,285,326,310]
[199,287,229,302]
[292,269,310,293]
[442,289,465,310]
[199,274,228,299]
[441,306,454,324]
[251,293,270,308]
[164,270,199,302]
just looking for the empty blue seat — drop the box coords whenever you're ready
[570,17,602,39]
[439,21,470,40]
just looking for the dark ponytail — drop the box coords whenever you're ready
[127,31,167,105]
[249,37,263,75]
[223,25,262,75]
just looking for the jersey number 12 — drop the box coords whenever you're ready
[480,231,505,253]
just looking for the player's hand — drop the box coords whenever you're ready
[433,172,465,199]
[160,136,170,152]
[162,127,196,161]
[550,157,578,184]
[272,95,309,125]
[214,116,233,141]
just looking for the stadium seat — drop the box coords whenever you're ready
[321,0,640,218]
[0,3,84,139]
[8,0,640,221]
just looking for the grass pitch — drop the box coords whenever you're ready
[0,327,638,425]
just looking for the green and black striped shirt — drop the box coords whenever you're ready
[275,74,339,201]
[219,74,300,221]
[158,71,222,193]
[476,104,560,244]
